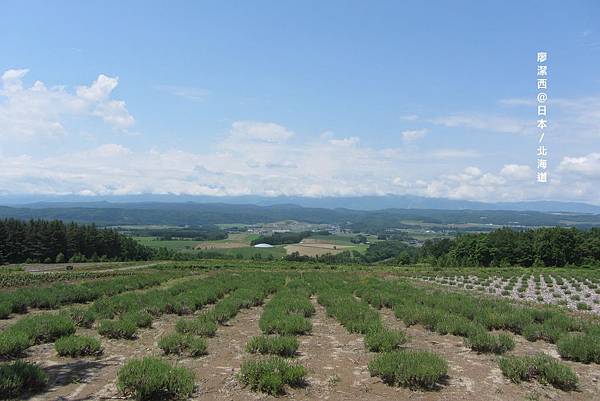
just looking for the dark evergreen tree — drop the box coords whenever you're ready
[0,219,154,264]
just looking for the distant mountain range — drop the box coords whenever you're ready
[1,197,600,229]
[1,194,599,214]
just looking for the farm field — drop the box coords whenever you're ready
[134,233,260,252]
[193,233,260,250]
[206,246,287,259]
[133,231,374,259]
[134,236,201,251]
[284,236,372,256]
[133,233,289,259]
[414,269,600,315]
[284,240,352,257]
[307,234,378,246]
[284,244,347,257]
[1,263,600,400]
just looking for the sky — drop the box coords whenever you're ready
[1,0,600,203]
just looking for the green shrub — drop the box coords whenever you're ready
[365,329,407,352]
[0,301,11,319]
[442,317,481,337]
[98,319,137,339]
[576,302,591,311]
[498,354,577,390]
[368,350,448,389]
[465,331,514,354]
[10,313,75,344]
[259,312,312,336]
[63,306,96,328]
[0,331,29,357]
[55,335,103,357]
[158,333,189,355]
[175,316,217,337]
[541,357,579,390]
[394,304,421,326]
[557,333,600,363]
[158,333,208,357]
[238,356,306,395]
[187,336,208,357]
[117,357,195,400]
[246,336,299,357]
[318,291,381,334]
[523,324,547,342]
[123,310,153,328]
[0,360,47,399]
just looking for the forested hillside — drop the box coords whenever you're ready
[420,227,600,267]
[0,219,154,264]
[1,203,600,229]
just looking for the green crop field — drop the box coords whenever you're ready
[2,261,599,401]
[133,236,200,251]
[212,245,287,259]
[133,234,286,259]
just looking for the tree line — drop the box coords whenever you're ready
[0,219,154,264]
[125,226,227,241]
[420,227,600,268]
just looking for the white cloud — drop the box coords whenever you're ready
[552,97,600,138]
[0,69,134,140]
[432,114,529,134]
[1,69,29,93]
[559,153,600,178]
[93,100,135,129]
[76,74,118,102]
[3,69,597,204]
[1,136,598,203]
[229,121,294,143]
[464,166,482,177]
[401,129,428,142]
[500,164,532,180]
[499,96,600,140]
[91,144,132,158]
[329,136,359,146]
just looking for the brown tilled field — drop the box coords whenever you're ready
[285,240,353,257]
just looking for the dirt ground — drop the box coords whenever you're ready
[284,244,351,257]
[20,262,159,273]
[377,308,600,401]
[18,299,600,401]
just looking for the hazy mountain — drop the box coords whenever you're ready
[1,201,600,229]
[1,194,599,214]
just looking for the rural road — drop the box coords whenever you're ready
[23,261,163,274]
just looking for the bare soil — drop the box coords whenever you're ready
[17,298,600,401]
[284,244,350,257]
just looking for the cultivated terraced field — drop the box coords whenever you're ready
[415,270,600,314]
[1,264,600,401]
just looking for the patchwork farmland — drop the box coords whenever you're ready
[1,263,600,400]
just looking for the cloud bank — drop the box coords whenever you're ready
[1,69,599,204]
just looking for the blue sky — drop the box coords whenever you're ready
[1,1,599,202]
